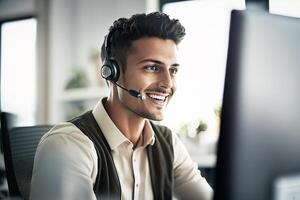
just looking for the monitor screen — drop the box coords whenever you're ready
[214,9,300,200]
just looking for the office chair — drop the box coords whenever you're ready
[1,112,52,200]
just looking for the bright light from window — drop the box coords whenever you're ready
[270,0,300,18]
[162,0,245,139]
[1,18,37,126]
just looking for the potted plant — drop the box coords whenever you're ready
[195,120,208,142]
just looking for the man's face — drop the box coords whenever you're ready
[117,37,179,121]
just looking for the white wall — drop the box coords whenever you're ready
[48,0,77,122]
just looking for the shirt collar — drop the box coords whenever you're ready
[92,98,155,150]
[143,120,156,146]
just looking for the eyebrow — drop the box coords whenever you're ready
[137,59,180,67]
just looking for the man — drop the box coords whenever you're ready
[30,12,213,200]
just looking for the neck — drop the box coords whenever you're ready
[104,96,146,145]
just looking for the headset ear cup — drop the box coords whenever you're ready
[110,59,120,82]
[101,60,111,79]
[101,59,120,82]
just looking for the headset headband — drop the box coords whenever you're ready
[104,30,113,59]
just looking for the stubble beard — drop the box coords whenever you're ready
[125,104,165,121]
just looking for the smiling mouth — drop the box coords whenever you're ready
[145,92,169,103]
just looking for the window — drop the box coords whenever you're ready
[270,0,300,18]
[1,18,37,126]
[161,0,245,140]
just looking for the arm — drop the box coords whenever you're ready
[173,133,213,200]
[30,123,98,200]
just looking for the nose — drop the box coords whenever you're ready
[158,70,174,90]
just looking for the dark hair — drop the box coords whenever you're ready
[101,11,186,71]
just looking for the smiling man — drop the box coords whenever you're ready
[30,12,213,200]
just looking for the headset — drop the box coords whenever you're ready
[100,31,120,83]
[100,30,145,100]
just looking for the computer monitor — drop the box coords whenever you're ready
[214,9,300,200]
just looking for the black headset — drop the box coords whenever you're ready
[100,31,120,83]
[100,31,145,100]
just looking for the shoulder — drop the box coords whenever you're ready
[40,122,94,147]
[37,121,97,158]
[31,124,99,197]
[35,122,98,181]
[37,122,97,162]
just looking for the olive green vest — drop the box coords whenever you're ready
[70,111,174,200]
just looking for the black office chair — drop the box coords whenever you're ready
[1,112,52,200]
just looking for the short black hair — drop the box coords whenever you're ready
[101,11,186,71]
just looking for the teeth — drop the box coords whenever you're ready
[148,94,166,101]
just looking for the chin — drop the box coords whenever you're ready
[147,112,165,121]
[150,116,164,121]
[137,111,164,121]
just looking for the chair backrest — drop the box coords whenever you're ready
[1,112,52,200]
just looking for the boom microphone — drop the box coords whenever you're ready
[113,82,145,100]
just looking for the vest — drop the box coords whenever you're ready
[70,111,174,200]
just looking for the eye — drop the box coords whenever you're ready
[144,65,160,72]
[170,67,179,77]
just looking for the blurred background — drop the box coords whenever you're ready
[0,0,300,196]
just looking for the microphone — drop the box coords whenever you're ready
[113,82,146,100]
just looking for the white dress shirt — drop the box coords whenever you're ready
[30,99,213,200]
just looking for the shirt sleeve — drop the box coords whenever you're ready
[173,133,213,200]
[30,123,98,200]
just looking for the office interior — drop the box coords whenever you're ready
[0,0,299,199]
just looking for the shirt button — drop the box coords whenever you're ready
[136,184,139,188]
